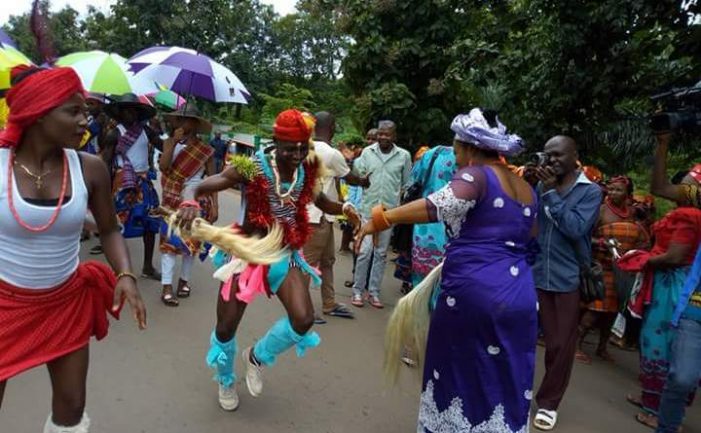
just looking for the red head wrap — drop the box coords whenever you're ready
[273,109,312,143]
[0,66,84,148]
[608,175,630,186]
[689,163,701,184]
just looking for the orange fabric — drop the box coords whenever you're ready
[582,165,603,183]
[0,261,118,381]
[589,221,648,312]
[415,146,429,162]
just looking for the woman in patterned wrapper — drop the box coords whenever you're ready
[356,108,538,433]
[174,109,360,412]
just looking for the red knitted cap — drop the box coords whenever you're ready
[0,66,85,148]
[273,109,312,143]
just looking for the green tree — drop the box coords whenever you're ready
[3,1,87,62]
[273,0,348,82]
[443,0,701,167]
[340,0,465,147]
[340,0,701,163]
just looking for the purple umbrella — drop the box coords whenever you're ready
[127,46,250,104]
[0,29,17,48]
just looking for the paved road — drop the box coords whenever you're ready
[2,189,699,432]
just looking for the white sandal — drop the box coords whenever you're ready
[533,409,557,431]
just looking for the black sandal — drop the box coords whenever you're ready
[324,304,354,319]
[161,292,179,307]
[177,283,192,298]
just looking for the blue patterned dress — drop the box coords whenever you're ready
[411,146,456,285]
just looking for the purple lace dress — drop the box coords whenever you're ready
[418,166,538,433]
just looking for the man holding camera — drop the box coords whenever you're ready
[650,131,701,433]
[530,136,602,431]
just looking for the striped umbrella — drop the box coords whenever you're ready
[147,84,186,110]
[55,50,158,95]
[127,46,250,104]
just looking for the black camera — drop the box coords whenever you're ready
[529,152,549,166]
[649,82,701,133]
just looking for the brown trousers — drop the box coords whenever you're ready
[303,221,337,312]
[536,288,581,411]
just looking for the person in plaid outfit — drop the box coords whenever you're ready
[158,106,218,306]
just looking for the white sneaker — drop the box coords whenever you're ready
[218,384,239,411]
[242,347,264,397]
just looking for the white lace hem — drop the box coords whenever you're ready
[417,380,529,433]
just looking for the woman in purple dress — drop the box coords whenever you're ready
[357,108,537,433]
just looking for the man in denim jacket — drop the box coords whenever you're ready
[530,136,602,431]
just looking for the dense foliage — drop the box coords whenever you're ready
[3,0,700,169]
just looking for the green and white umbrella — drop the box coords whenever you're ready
[0,29,33,90]
[0,47,32,71]
[55,50,158,95]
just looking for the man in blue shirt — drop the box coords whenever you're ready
[209,132,228,173]
[531,136,602,431]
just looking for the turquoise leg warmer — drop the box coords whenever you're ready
[253,317,321,367]
[205,331,237,388]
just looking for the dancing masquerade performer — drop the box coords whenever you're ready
[360,108,537,433]
[158,106,218,306]
[100,93,161,277]
[0,65,146,432]
[174,109,360,411]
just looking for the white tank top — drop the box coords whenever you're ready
[0,149,89,289]
[116,124,150,173]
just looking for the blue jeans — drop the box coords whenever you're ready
[656,318,701,433]
[352,223,392,297]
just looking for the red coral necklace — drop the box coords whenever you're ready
[606,197,631,219]
[8,151,69,232]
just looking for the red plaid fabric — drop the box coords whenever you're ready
[161,139,214,209]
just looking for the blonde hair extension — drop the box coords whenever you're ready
[161,208,286,265]
[312,155,330,197]
[384,262,443,386]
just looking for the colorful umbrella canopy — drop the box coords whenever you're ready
[127,46,250,104]
[0,29,33,90]
[0,29,17,48]
[147,86,186,110]
[55,50,158,95]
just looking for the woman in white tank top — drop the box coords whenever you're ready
[0,66,146,433]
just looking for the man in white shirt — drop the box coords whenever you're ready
[304,112,368,323]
